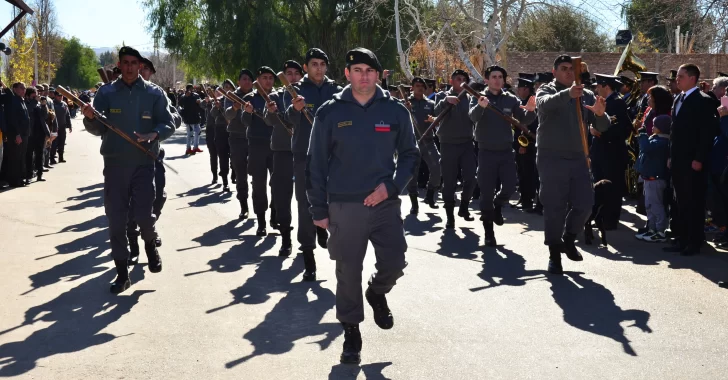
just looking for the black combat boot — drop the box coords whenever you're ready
[279,228,292,257]
[110,259,131,294]
[211,174,218,185]
[547,245,563,275]
[409,194,419,214]
[493,202,505,226]
[562,232,584,261]
[239,202,249,220]
[145,240,162,273]
[302,250,316,282]
[270,206,280,230]
[36,172,45,182]
[316,227,328,249]
[445,205,455,229]
[58,153,66,163]
[340,323,362,364]
[222,177,230,192]
[424,189,439,209]
[256,215,267,237]
[458,200,474,221]
[483,218,496,247]
[128,235,140,266]
[365,287,394,330]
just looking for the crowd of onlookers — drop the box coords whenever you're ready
[0,83,77,189]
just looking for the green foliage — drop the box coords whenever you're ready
[625,0,700,52]
[509,6,610,52]
[143,0,402,82]
[53,37,99,89]
[99,50,117,67]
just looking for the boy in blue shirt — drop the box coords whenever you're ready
[636,115,671,242]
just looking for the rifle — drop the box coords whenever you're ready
[97,68,109,84]
[252,81,293,136]
[216,88,265,121]
[572,57,591,169]
[276,71,314,124]
[57,86,161,163]
[417,88,469,143]
[397,84,425,141]
[461,83,536,142]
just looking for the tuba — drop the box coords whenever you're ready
[614,41,647,109]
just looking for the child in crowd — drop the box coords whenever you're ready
[635,114,671,242]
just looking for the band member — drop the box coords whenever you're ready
[590,74,632,230]
[435,69,475,228]
[470,66,536,246]
[287,48,341,281]
[307,48,419,364]
[514,77,539,212]
[405,77,440,212]
[209,80,234,192]
[664,63,719,256]
[240,66,277,236]
[632,71,659,118]
[618,75,636,105]
[536,55,609,274]
[225,69,254,220]
[82,46,175,293]
[667,70,680,96]
[266,60,303,257]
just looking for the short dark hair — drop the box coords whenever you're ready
[186,84,193,91]
[679,63,701,81]
[12,82,25,89]
[25,87,36,96]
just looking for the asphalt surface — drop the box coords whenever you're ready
[1,118,728,379]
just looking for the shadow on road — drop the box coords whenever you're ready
[328,362,394,379]
[435,227,481,262]
[0,271,153,376]
[546,272,652,356]
[470,246,546,292]
[404,212,442,237]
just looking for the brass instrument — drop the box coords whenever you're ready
[461,83,533,147]
[614,41,647,109]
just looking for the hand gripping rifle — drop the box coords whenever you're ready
[58,86,162,164]
[276,72,314,124]
[252,81,293,137]
[417,88,469,143]
[461,83,536,145]
[572,57,591,169]
[216,88,266,121]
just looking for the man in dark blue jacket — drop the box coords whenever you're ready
[5,82,30,187]
[307,48,419,365]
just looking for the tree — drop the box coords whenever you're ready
[508,6,610,52]
[53,38,99,89]
[99,50,117,67]
[30,0,63,83]
[7,8,34,84]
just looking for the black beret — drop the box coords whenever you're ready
[141,57,156,74]
[305,48,329,65]
[345,48,382,72]
[451,69,470,83]
[553,54,572,69]
[517,78,534,88]
[483,65,507,79]
[257,66,276,77]
[283,60,303,74]
[118,46,142,61]
[638,72,659,82]
[239,69,254,81]
[222,79,235,89]
[412,77,426,86]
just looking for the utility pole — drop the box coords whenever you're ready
[47,39,51,83]
[33,36,37,87]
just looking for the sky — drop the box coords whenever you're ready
[0,0,624,52]
[0,0,155,50]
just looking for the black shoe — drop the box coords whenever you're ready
[365,287,394,330]
[409,194,419,214]
[424,189,439,209]
[458,203,474,222]
[223,185,231,192]
[483,220,496,247]
[547,246,563,275]
[50,159,57,165]
[110,259,131,294]
[302,250,316,282]
[340,323,362,364]
[719,281,728,289]
[41,168,49,172]
[663,244,686,253]
[445,206,455,229]
[561,233,583,261]
[212,175,218,185]
[279,231,292,257]
[155,236,162,247]
[256,217,267,237]
[270,208,280,230]
[145,240,162,273]
[493,204,504,226]
[43,164,52,169]
[128,237,140,266]
[36,175,46,182]
[316,227,328,249]
[239,203,249,220]
[59,157,66,163]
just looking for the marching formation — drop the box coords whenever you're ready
[76,44,727,364]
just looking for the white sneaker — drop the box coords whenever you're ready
[644,231,667,243]
[636,230,655,240]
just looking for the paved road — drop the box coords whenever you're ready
[1,118,728,379]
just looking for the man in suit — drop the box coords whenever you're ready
[664,63,719,255]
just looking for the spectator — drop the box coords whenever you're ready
[635,115,671,242]
[24,87,49,184]
[180,84,203,155]
[4,82,30,187]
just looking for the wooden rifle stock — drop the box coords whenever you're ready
[276,72,314,124]
[572,57,591,169]
[57,85,159,162]
[461,83,536,141]
[97,68,109,84]
[220,89,266,121]
[252,81,293,136]
[397,84,424,141]
[417,89,469,143]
